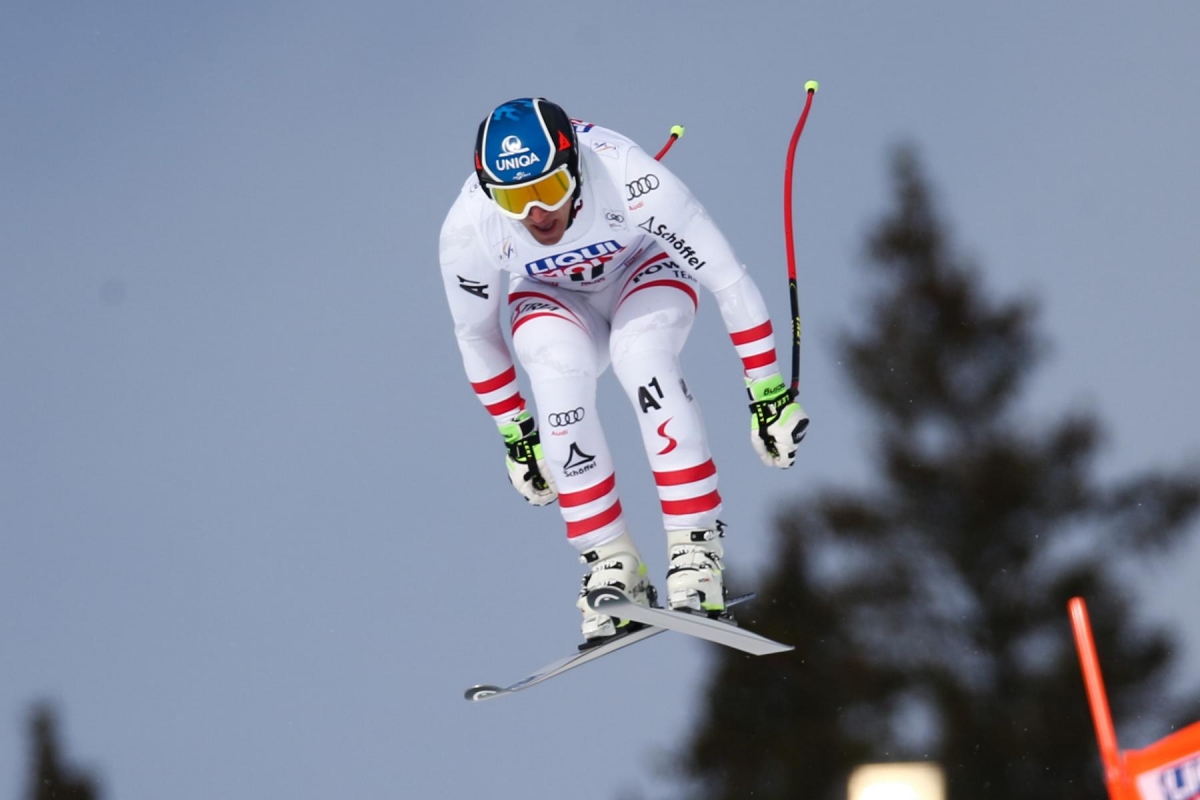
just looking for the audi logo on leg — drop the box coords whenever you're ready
[549,408,586,427]
[626,174,660,200]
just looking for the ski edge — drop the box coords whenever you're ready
[464,624,664,702]
[463,592,758,702]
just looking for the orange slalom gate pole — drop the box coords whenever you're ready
[1069,597,1134,800]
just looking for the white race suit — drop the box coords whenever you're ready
[439,120,785,553]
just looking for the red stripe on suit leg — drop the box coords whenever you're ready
[653,460,717,486]
[566,500,624,538]
[661,491,722,516]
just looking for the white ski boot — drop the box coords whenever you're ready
[576,530,655,642]
[665,523,726,614]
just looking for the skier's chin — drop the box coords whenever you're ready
[520,205,570,245]
[526,219,564,245]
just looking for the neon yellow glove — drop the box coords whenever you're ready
[498,410,558,505]
[747,376,809,468]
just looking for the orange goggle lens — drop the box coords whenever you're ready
[489,167,575,219]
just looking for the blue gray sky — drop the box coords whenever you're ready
[3,3,1198,798]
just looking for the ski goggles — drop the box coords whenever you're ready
[487,165,576,220]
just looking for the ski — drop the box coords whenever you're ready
[586,586,793,656]
[463,593,757,702]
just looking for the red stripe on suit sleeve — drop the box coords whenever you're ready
[471,366,517,395]
[730,320,773,346]
[741,351,777,371]
[485,394,525,417]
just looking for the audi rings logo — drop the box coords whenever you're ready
[549,408,585,427]
[626,174,660,200]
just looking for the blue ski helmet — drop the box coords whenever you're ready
[474,98,581,211]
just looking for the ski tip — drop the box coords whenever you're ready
[464,684,504,702]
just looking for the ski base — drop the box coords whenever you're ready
[464,592,760,702]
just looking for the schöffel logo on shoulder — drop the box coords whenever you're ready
[1145,755,1200,800]
[637,216,706,269]
[525,240,624,278]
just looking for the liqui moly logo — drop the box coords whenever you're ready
[525,240,623,276]
[1138,755,1200,800]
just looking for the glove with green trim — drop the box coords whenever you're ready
[499,410,558,506]
[747,375,809,468]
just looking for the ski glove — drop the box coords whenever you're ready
[499,410,558,506]
[747,375,809,469]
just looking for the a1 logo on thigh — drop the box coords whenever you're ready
[638,377,666,413]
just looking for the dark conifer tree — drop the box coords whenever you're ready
[26,704,100,800]
[668,144,1200,800]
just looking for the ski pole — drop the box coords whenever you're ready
[655,125,685,160]
[783,80,819,394]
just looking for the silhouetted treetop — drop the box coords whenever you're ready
[26,703,100,800]
[848,144,1041,431]
[667,143,1200,800]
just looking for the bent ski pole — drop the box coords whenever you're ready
[783,80,818,394]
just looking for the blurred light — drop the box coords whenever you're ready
[848,762,945,800]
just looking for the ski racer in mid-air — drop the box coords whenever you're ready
[439,97,808,644]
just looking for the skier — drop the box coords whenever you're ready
[439,97,808,644]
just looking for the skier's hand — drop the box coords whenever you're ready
[747,375,809,469]
[499,410,558,506]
